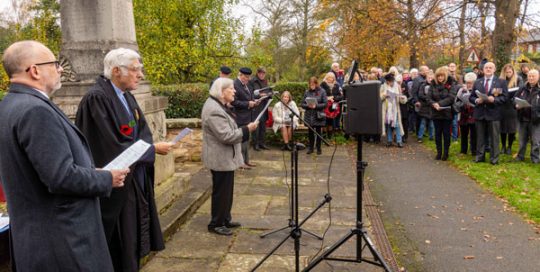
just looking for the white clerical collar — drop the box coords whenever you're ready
[33,88,49,99]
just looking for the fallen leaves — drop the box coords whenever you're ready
[463,255,475,259]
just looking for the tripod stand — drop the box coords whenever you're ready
[251,93,332,272]
[259,113,323,241]
[303,136,391,271]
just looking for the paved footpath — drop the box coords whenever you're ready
[366,141,540,272]
[143,145,393,272]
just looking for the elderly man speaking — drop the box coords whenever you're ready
[0,40,128,271]
[76,48,173,271]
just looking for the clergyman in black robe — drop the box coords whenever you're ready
[75,48,173,271]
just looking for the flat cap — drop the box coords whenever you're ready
[239,67,252,75]
[220,66,232,74]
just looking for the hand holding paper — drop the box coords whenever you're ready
[514,97,531,108]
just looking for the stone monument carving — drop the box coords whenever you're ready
[53,0,174,183]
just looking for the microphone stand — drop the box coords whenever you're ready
[252,93,332,272]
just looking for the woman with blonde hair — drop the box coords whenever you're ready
[272,91,299,151]
[320,72,344,137]
[499,64,523,155]
[427,67,456,160]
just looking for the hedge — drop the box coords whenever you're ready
[152,81,310,119]
[152,83,209,118]
[0,91,5,101]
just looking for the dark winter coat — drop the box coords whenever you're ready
[417,81,432,118]
[231,78,254,126]
[250,76,270,120]
[301,87,328,127]
[0,83,113,271]
[515,83,540,124]
[500,76,523,133]
[427,80,457,120]
[469,77,508,121]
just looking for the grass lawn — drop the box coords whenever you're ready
[420,136,540,225]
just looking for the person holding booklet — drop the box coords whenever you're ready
[76,48,173,271]
[469,62,508,165]
[301,77,328,155]
[514,69,540,163]
[427,67,456,161]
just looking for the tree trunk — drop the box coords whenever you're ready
[458,0,467,73]
[492,0,520,71]
[406,0,418,68]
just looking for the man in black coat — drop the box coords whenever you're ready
[469,62,508,165]
[250,67,271,150]
[232,67,260,168]
[76,48,173,271]
[0,41,128,272]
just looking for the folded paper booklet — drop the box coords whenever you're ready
[0,214,9,232]
[170,128,192,145]
[475,90,489,101]
[103,140,151,170]
[514,97,531,108]
[306,97,317,107]
[508,87,519,93]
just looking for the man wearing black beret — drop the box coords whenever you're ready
[232,67,260,169]
[210,66,232,87]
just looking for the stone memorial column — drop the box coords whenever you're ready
[54,0,174,183]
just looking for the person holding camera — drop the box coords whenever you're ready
[302,77,328,155]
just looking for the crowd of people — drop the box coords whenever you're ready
[358,61,539,164]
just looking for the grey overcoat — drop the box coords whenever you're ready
[202,97,248,171]
[0,84,113,271]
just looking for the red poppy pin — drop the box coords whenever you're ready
[120,124,133,136]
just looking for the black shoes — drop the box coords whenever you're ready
[208,226,233,236]
[435,153,442,160]
[317,149,322,155]
[307,148,314,154]
[441,153,448,161]
[253,145,261,151]
[259,144,270,150]
[505,148,512,155]
[397,143,404,148]
[226,221,242,228]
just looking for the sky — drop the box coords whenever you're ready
[1,0,539,31]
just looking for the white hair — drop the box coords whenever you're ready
[209,77,234,99]
[331,62,339,68]
[410,68,418,74]
[464,72,477,83]
[103,48,141,79]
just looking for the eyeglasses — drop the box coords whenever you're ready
[25,60,60,72]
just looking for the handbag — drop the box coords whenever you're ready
[316,111,326,120]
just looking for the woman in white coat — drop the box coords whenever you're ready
[381,73,408,147]
[272,91,300,150]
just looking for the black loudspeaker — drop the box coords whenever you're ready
[343,80,382,135]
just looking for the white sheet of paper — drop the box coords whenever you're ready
[438,106,451,110]
[508,87,519,93]
[170,128,192,144]
[475,90,489,101]
[0,215,9,232]
[255,98,273,122]
[514,97,531,108]
[103,140,151,170]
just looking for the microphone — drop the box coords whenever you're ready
[253,86,276,96]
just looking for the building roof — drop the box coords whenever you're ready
[519,28,540,43]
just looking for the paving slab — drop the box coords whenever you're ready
[143,146,394,272]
